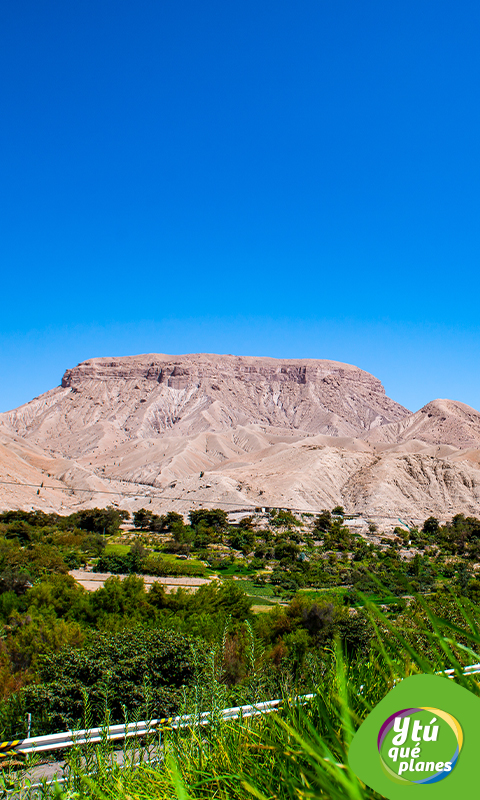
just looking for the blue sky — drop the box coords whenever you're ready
[1,0,480,413]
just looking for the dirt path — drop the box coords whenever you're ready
[69,569,214,592]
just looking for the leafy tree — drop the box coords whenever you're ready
[158,511,185,532]
[79,532,106,557]
[3,521,35,544]
[2,612,85,673]
[314,510,332,533]
[133,508,153,529]
[0,510,60,527]
[24,574,90,621]
[95,552,134,574]
[423,516,439,535]
[0,568,32,595]
[239,516,256,531]
[270,510,300,529]
[300,602,335,639]
[322,520,354,551]
[352,539,369,562]
[90,575,151,626]
[274,541,300,563]
[189,509,228,531]
[465,579,480,604]
[69,507,129,536]
[228,529,255,555]
[190,581,253,620]
[456,562,472,594]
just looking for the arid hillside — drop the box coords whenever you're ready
[3,353,409,451]
[1,352,480,519]
[365,398,480,449]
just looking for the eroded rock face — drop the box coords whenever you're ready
[1,353,480,518]
[17,354,409,454]
[365,399,480,449]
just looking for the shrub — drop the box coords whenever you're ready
[20,628,207,733]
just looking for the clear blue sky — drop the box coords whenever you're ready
[1,0,480,413]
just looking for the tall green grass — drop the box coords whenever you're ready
[5,590,480,800]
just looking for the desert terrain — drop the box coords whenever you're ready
[1,352,480,520]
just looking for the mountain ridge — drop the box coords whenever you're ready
[1,352,480,519]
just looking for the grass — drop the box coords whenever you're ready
[7,588,480,799]
[297,587,402,607]
[146,557,207,578]
[354,593,403,606]
[154,552,207,569]
[235,580,276,597]
[299,587,348,602]
[215,563,257,577]
[234,580,278,608]
[104,543,131,555]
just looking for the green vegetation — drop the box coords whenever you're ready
[96,549,207,577]
[103,543,130,555]
[234,580,275,597]
[22,628,206,734]
[4,588,480,799]
[2,505,480,797]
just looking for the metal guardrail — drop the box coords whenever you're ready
[0,696,315,759]
[4,665,480,761]
[443,662,480,677]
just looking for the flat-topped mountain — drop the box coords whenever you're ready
[4,354,409,457]
[1,352,480,519]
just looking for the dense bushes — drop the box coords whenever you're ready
[0,507,129,536]
[0,512,111,587]
[20,628,207,733]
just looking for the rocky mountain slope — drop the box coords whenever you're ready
[365,398,480,449]
[1,353,480,520]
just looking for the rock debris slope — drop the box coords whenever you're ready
[1,353,480,518]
